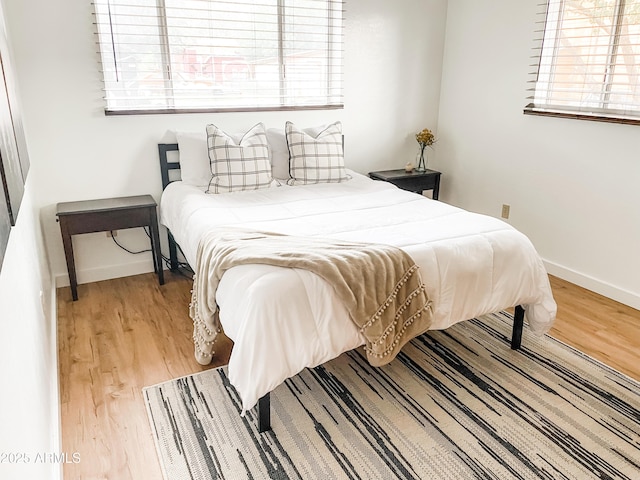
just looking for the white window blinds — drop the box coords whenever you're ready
[93,0,344,114]
[526,0,640,123]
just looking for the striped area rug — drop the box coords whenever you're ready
[144,312,640,479]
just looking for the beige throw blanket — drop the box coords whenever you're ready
[190,228,433,367]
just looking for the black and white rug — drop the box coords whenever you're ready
[144,312,640,479]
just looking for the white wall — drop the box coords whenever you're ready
[0,177,59,480]
[5,0,448,289]
[0,1,59,478]
[436,1,640,309]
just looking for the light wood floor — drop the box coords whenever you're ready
[57,272,640,479]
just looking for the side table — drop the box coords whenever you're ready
[56,194,164,301]
[368,169,441,199]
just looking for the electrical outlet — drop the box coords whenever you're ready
[107,230,118,237]
[501,204,510,219]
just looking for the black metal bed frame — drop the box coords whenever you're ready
[157,142,526,434]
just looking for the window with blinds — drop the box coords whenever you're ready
[93,0,344,114]
[525,0,640,124]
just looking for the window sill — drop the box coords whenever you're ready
[105,104,344,116]
[523,104,640,126]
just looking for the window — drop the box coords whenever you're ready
[525,0,640,124]
[93,0,344,114]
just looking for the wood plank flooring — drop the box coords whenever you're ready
[57,272,640,479]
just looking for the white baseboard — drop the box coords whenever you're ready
[48,283,63,480]
[543,259,640,311]
[55,259,159,288]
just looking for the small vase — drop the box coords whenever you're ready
[416,146,427,172]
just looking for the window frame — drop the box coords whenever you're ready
[524,0,640,126]
[94,0,345,115]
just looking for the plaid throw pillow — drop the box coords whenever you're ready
[285,121,349,185]
[206,123,274,194]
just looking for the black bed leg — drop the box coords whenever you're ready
[511,305,525,350]
[168,231,179,271]
[257,393,271,433]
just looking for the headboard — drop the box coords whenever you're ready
[157,142,182,270]
[158,143,180,190]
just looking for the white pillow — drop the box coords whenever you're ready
[265,128,290,180]
[175,131,211,186]
[206,123,274,194]
[285,121,349,185]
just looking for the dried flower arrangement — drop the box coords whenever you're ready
[415,128,436,171]
[416,128,436,147]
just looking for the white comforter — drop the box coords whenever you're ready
[160,171,557,412]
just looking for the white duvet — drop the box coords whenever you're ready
[160,171,557,412]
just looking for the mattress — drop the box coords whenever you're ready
[160,170,557,411]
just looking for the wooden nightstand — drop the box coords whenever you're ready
[369,169,442,199]
[56,194,164,301]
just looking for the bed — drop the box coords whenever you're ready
[157,123,557,433]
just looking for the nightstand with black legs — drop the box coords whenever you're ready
[56,194,164,301]
[369,169,442,199]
